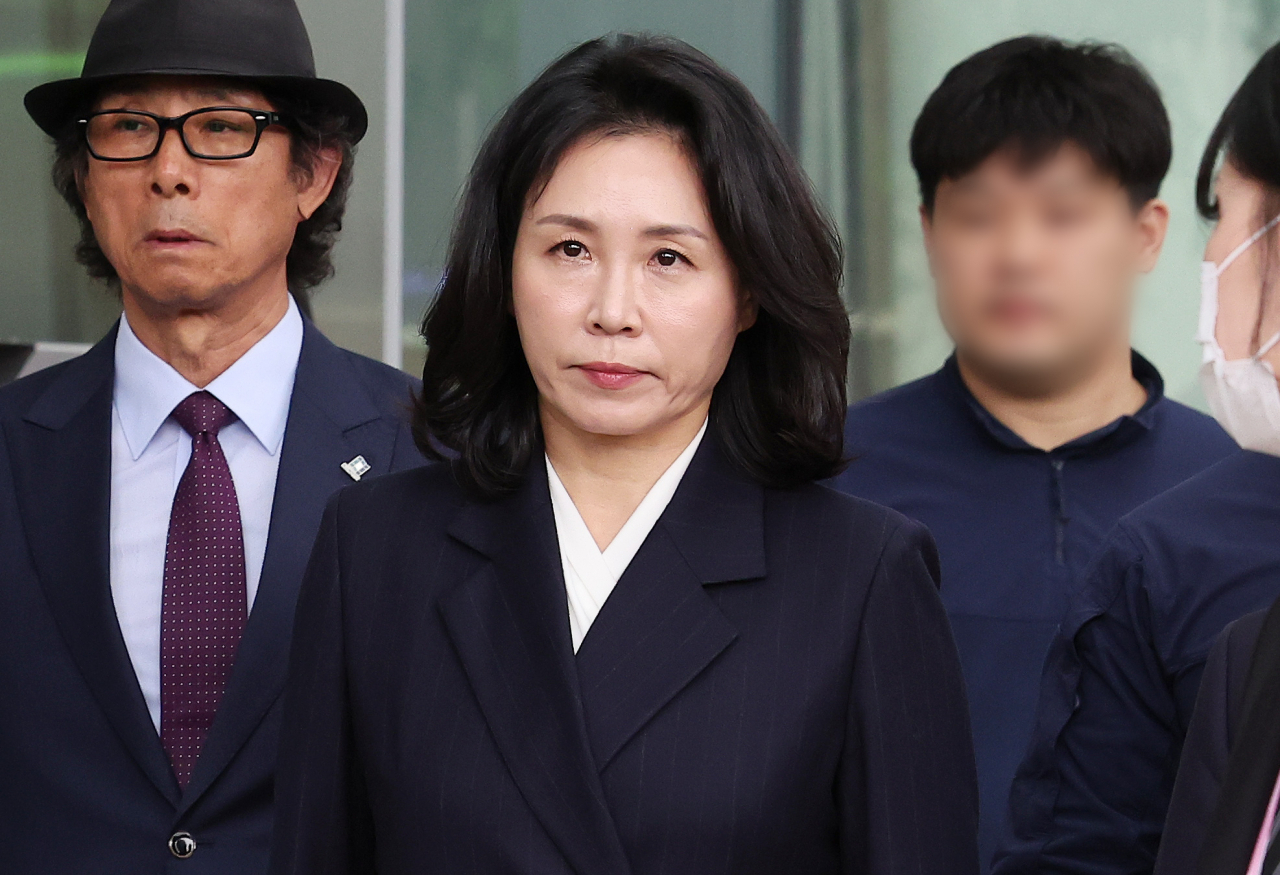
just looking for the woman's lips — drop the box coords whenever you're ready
[576,362,650,390]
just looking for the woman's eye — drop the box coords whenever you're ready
[559,241,585,258]
[654,249,685,268]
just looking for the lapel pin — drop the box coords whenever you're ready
[340,455,372,482]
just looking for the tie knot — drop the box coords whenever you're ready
[171,391,237,438]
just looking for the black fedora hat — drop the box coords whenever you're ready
[24,0,368,142]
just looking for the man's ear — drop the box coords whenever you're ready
[76,164,94,223]
[920,203,936,243]
[1135,198,1171,275]
[919,203,938,277]
[295,146,342,221]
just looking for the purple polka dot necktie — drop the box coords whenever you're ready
[160,391,248,789]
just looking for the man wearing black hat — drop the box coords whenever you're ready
[0,1,423,871]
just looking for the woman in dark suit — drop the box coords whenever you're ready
[271,34,978,875]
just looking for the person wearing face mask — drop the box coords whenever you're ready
[1199,212,1280,452]
[994,42,1280,875]
[1149,46,1280,875]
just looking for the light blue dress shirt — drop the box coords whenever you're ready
[109,298,303,732]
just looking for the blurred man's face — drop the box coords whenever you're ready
[923,144,1167,391]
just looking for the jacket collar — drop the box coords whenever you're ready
[113,297,303,459]
[646,431,766,583]
[439,434,763,873]
[573,433,762,768]
[445,431,765,585]
[441,457,632,875]
[11,325,183,805]
[179,317,405,811]
[939,349,1164,454]
[11,316,411,812]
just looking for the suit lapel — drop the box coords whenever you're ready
[182,322,408,809]
[7,328,182,805]
[573,436,764,771]
[1198,597,1280,874]
[440,462,632,875]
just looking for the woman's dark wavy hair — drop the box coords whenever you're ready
[50,84,357,308]
[1197,41,1280,345]
[414,33,849,497]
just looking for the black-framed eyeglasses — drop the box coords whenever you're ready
[77,107,287,162]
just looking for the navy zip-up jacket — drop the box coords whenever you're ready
[833,352,1236,868]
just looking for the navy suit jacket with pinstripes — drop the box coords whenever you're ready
[270,434,981,875]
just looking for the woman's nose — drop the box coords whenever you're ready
[589,265,641,335]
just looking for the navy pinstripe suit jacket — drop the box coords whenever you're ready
[271,436,980,875]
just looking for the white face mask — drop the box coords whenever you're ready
[1198,213,1280,455]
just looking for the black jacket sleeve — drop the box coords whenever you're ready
[270,494,377,875]
[839,517,980,875]
[1155,610,1267,875]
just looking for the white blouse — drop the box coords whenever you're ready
[546,420,708,652]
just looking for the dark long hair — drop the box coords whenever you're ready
[414,33,848,497]
[1197,41,1280,349]
[1197,42,1280,220]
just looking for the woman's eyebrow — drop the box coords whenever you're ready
[643,223,707,241]
[535,214,596,232]
[534,214,708,242]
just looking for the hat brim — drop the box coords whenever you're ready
[25,71,368,143]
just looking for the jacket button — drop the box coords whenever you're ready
[169,832,197,859]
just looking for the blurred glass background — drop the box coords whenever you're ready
[3,0,1279,404]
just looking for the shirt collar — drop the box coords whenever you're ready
[546,418,708,578]
[940,349,1165,455]
[113,297,304,460]
[600,418,707,576]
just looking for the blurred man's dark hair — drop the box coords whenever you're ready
[911,35,1172,214]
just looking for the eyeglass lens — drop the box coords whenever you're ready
[85,109,263,160]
